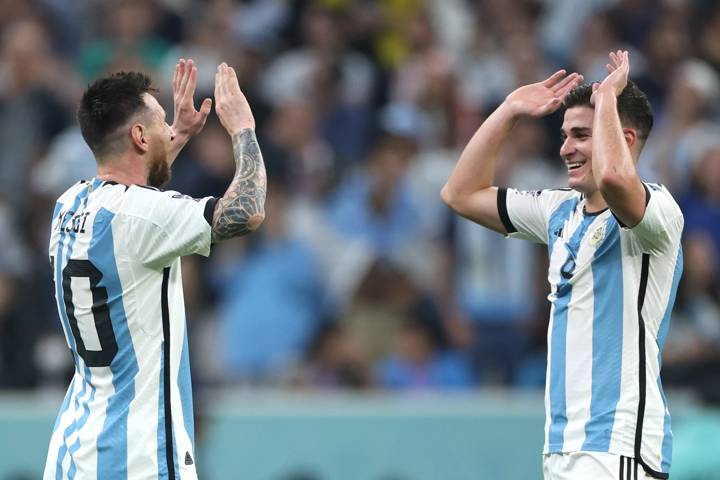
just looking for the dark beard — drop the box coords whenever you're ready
[148,157,171,188]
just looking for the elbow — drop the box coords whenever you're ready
[440,184,457,209]
[245,212,266,232]
[597,169,630,195]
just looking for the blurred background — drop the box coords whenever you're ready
[1,0,719,478]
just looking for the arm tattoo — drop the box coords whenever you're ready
[211,128,267,241]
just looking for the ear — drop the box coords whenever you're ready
[130,124,149,153]
[622,128,637,149]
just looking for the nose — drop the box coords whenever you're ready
[560,137,573,158]
[168,124,176,142]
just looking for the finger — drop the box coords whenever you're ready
[186,64,198,106]
[542,69,567,88]
[214,65,223,103]
[552,72,582,93]
[175,59,187,96]
[557,82,579,100]
[199,98,212,119]
[180,59,189,93]
[217,63,225,96]
[228,66,240,91]
[173,60,180,94]
[185,59,197,98]
[200,98,212,115]
[557,76,584,99]
[592,82,600,92]
[222,63,232,96]
[623,51,630,76]
[218,63,229,99]
[179,59,193,98]
[609,51,618,67]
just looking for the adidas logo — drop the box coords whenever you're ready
[185,451,194,466]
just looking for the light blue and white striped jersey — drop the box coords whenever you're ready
[499,183,683,479]
[45,178,215,480]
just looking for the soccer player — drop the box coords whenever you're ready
[442,51,683,479]
[44,60,265,479]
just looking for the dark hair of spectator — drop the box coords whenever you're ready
[564,80,654,145]
[78,72,157,158]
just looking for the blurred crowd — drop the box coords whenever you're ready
[0,0,719,400]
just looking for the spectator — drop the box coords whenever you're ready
[217,176,325,382]
[377,302,474,390]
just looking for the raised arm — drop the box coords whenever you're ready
[590,50,647,227]
[211,63,266,242]
[441,70,582,233]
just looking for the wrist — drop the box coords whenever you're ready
[596,86,619,100]
[594,89,618,107]
[496,101,523,121]
[171,130,190,143]
[229,125,255,136]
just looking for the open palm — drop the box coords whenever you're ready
[505,70,583,118]
[172,58,212,138]
[591,50,630,104]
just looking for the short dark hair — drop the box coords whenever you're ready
[563,80,654,144]
[78,72,157,157]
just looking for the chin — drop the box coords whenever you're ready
[568,182,582,192]
[569,182,597,197]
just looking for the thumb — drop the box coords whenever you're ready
[200,98,212,118]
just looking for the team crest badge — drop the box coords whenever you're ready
[589,224,606,247]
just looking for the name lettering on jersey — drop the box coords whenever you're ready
[171,193,201,202]
[518,189,543,197]
[56,210,91,234]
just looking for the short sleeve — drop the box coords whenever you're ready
[500,188,577,244]
[119,186,217,268]
[627,183,684,255]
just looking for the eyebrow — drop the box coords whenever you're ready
[560,127,592,137]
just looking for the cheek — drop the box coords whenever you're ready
[578,140,592,156]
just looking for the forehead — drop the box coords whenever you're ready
[561,106,594,131]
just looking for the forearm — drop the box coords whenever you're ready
[592,91,645,225]
[592,94,636,185]
[441,103,518,201]
[211,128,267,241]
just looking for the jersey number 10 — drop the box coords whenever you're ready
[56,258,119,367]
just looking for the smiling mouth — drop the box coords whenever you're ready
[567,160,586,171]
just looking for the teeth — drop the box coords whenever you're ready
[568,161,584,170]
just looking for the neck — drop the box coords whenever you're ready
[96,154,148,186]
[584,189,608,213]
